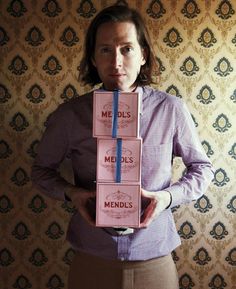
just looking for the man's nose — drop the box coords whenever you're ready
[111,50,122,67]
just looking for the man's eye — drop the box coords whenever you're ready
[101,47,111,53]
[122,47,133,54]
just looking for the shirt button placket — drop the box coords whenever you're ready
[118,235,129,261]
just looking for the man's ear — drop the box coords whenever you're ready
[141,48,147,65]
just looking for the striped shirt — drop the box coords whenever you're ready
[32,86,214,261]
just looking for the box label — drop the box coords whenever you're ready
[93,91,139,138]
[96,183,141,227]
[97,139,142,182]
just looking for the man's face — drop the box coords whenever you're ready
[92,21,146,91]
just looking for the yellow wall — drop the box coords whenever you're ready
[0,1,235,288]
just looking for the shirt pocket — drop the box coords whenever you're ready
[141,143,173,189]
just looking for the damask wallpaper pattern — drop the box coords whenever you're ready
[0,0,235,289]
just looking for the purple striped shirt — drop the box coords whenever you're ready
[31,86,214,261]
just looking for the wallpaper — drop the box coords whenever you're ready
[0,0,235,289]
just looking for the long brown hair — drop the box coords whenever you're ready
[79,5,158,87]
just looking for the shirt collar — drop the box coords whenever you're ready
[97,85,144,115]
[133,86,143,115]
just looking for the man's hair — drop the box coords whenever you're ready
[79,5,158,87]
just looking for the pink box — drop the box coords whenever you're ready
[93,91,140,138]
[97,138,142,183]
[96,183,141,227]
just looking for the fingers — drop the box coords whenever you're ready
[140,198,157,227]
[140,189,165,227]
[79,206,96,226]
[71,191,96,226]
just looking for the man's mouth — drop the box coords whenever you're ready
[110,73,125,77]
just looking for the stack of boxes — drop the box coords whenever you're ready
[93,90,142,228]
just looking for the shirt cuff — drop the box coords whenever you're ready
[164,190,172,209]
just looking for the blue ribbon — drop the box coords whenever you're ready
[111,90,122,182]
[112,90,119,138]
[116,138,122,183]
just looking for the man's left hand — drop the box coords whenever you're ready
[140,189,171,227]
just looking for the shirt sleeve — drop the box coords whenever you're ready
[31,105,74,201]
[165,101,215,208]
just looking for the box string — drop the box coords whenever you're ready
[112,89,119,138]
[112,90,122,183]
[116,138,122,183]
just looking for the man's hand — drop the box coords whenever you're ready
[66,186,96,226]
[140,189,171,227]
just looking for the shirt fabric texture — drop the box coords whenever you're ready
[31,86,214,261]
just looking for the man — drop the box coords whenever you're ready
[32,5,214,289]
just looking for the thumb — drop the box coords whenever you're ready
[141,188,156,199]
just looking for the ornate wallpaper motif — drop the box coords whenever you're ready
[0,0,235,288]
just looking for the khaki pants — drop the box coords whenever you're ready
[68,251,179,289]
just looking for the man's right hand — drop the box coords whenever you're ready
[65,186,96,226]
